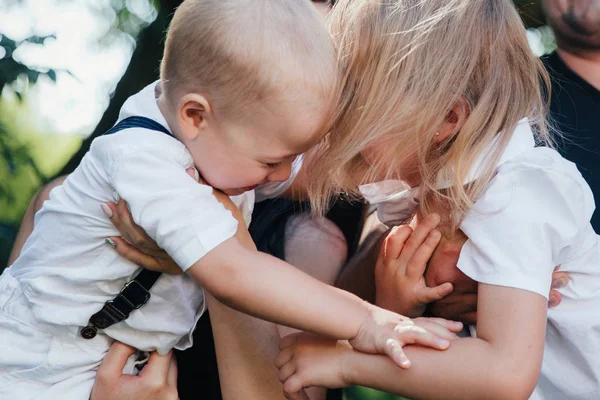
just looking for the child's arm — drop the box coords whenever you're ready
[277,283,547,400]
[111,150,460,366]
[186,231,461,367]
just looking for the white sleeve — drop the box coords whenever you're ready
[254,155,303,202]
[457,164,592,299]
[111,147,238,271]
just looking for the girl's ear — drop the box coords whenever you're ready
[435,97,469,143]
[178,93,213,140]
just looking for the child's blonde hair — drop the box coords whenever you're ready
[308,0,551,232]
[161,0,336,120]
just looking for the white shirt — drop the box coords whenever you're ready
[8,81,298,355]
[361,120,600,399]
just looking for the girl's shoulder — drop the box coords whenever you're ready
[486,146,594,218]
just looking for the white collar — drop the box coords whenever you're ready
[117,80,172,134]
[358,118,535,224]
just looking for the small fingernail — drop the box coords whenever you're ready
[100,203,113,218]
[430,230,441,240]
[551,277,567,289]
[429,214,441,224]
[548,295,559,308]
[438,339,450,348]
[111,190,120,203]
[105,237,116,249]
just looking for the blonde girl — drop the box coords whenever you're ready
[277,0,600,399]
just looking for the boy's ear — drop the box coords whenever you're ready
[178,93,212,140]
[435,97,469,143]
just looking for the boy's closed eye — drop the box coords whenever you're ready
[265,162,283,169]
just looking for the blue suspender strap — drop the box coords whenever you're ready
[103,116,172,137]
[81,116,168,340]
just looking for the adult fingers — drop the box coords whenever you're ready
[139,350,173,384]
[551,270,568,290]
[397,214,440,267]
[406,229,441,280]
[97,341,137,381]
[415,282,453,304]
[107,237,164,272]
[167,351,178,388]
[549,291,562,308]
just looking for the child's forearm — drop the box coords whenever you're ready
[343,338,533,400]
[188,239,368,340]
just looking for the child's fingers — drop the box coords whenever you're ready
[397,214,440,267]
[283,376,306,398]
[411,318,459,341]
[279,333,301,350]
[383,225,413,261]
[278,362,297,384]
[394,324,451,351]
[275,348,294,368]
[416,317,463,333]
[406,229,441,280]
[415,282,453,304]
[385,339,411,369]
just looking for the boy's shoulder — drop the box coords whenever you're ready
[88,123,191,181]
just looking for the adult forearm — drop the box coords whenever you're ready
[344,338,533,400]
[207,294,285,400]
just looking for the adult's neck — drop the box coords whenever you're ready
[557,47,600,91]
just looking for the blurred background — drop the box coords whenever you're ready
[0,1,556,399]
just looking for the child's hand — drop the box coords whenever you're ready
[275,333,353,398]
[351,307,462,368]
[375,215,454,317]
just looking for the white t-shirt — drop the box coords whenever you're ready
[8,81,299,355]
[362,120,600,399]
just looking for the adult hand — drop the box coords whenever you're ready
[424,230,478,324]
[90,342,178,400]
[102,167,219,274]
[424,230,570,324]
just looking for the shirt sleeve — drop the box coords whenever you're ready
[111,147,238,271]
[457,162,592,299]
[255,155,303,202]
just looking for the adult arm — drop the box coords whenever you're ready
[8,176,67,265]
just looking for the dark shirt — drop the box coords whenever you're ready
[543,52,600,232]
